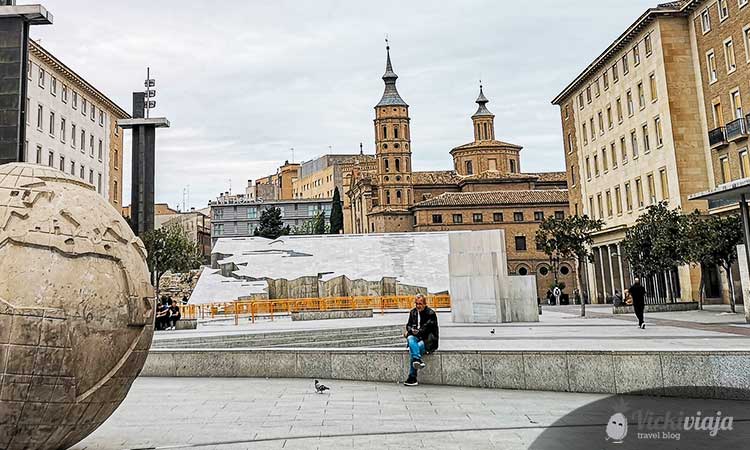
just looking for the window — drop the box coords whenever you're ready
[384,159,389,172]
[622,54,629,75]
[81,129,86,151]
[597,193,604,219]
[741,149,750,178]
[612,63,619,83]
[606,190,613,217]
[594,79,600,97]
[719,0,730,20]
[35,145,41,163]
[82,98,87,116]
[89,169,93,184]
[97,173,102,194]
[603,71,609,90]
[616,98,623,123]
[645,33,652,56]
[99,109,104,125]
[660,168,670,200]
[567,133,573,154]
[589,196,595,217]
[642,124,651,152]
[633,45,641,66]
[465,160,473,175]
[594,154,600,177]
[452,214,463,224]
[701,8,711,33]
[98,139,103,161]
[393,125,399,139]
[493,212,503,222]
[555,211,565,220]
[513,212,524,222]
[731,89,743,119]
[647,174,657,204]
[62,84,68,103]
[602,147,609,172]
[626,90,634,116]
[742,0,749,8]
[620,136,628,164]
[90,135,94,157]
[707,50,717,83]
[744,25,750,62]
[36,104,42,129]
[631,130,639,158]
[635,178,644,207]
[91,105,96,122]
[637,82,645,109]
[60,117,66,143]
[70,160,75,176]
[725,38,737,73]
[721,156,732,183]
[625,182,633,211]
[515,236,527,251]
[432,214,443,224]
[59,155,64,171]
[534,211,544,221]
[589,117,595,140]
[488,158,497,170]
[586,86,592,103]
[565,104,570,119]
[611,142,618,169]
[655,116,663,147]
[51,77,57,96]
[582,123,588,145]
[615,186,623,215]
[585,156,592,179]
[71,124,76,147]
[606,105,613,129]
[80,165,84,179]
[48,111,54,136]
[510,160,517,173]
[386,191,391,204]
[649,73,657,102]
[48,151,53,167]
[114,149,119,169]
[578,93,584,109]
[473,213,483,223]
[113,180,118,200]
[38,67,45,87]
[598,111,604,134]
[72,91,78,109]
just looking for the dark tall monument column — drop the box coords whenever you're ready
[0,2,51,165]
[119,92,169,236]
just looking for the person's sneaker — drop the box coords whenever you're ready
[403,376,418,386]
[640,323,646,329]
[412,359,426,370]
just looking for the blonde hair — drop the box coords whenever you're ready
[415,293,427,304]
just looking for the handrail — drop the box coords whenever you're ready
[178,294,451,323]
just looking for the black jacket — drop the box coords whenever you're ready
[406,306,439,353]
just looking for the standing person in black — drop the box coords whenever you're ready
[629,277,647,329]
[403,294,439,387]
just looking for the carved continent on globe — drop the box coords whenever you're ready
[0,163,154,450]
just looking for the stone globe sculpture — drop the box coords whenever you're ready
[0,163,154,450]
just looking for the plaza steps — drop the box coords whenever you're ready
[151,324,405,350]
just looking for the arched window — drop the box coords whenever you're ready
[386,190,391,204]
[396,190,402,202]
[483,123,489,140]
[384,159,389,172]
[510,159,516,173]
[407,190,411,204]
[395,158,400,172]
[382,125,387,139]
[394,126,399,139]
[405,125,409,140]
[466,160,473,175]
[476,124,481,139]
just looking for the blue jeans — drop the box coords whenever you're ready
[407,335,425,377]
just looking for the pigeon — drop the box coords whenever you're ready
[490,328,495,335]
[314,380,330,394]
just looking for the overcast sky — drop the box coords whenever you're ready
[33,0,659,210]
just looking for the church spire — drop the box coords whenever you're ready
[472,82,494,118]
[472,82,495,141]
[376,40,408,107]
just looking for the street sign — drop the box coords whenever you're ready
[144,79,155,88]
[145,90,156,98]
[147,101,156,108]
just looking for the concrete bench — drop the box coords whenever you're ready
[291,309,373,321]
[174,319,197,330]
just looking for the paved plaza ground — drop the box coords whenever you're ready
[72,377,608,450]
[156,304,750,351]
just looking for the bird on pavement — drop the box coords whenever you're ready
[314,380,330,394]
[490,328,495,335]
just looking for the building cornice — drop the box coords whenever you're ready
[29,40,130,119]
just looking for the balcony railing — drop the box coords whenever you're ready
[726,117,748,142]
[709,127,728,149]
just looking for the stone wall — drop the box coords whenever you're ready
[159,269,202,301]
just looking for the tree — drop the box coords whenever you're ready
[291,211,328,235]
[686,213,743,312]
[622,203,688,302]
[256,207,286,239]
[142,224,202,295]
[330,187,344,234]
[535,215,604,316]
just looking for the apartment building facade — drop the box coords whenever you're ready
[26,41,129,207]
[553,3,710,303]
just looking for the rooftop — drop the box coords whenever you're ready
[413,189,569,208]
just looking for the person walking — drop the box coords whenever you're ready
[403,294,439,386]
[629,277,647,329]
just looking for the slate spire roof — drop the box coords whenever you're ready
[376,44,408,108]
[472,84,494,118]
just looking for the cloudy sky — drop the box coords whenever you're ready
[33,0,658,209]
